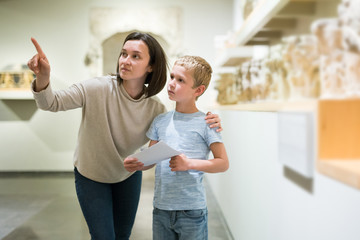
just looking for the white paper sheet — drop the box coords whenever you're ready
[130,141,182,166]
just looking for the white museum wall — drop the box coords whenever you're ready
[206,110,360,240]
[0,0,233,171]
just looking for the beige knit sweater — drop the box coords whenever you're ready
[32,76,166,183]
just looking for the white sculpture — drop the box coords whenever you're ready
[235,66,244,101]
[267,44,290,100]
[260,58,275,100]
[0,64,35,89]
[282,35,320,99]
[214,73,238,105]
[311,0,360,98]
[338,0,360,96]
[249,59,265,100]
[240,61,252,102]
[311,18,347,97]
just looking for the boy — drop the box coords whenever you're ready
[124,55,229,240]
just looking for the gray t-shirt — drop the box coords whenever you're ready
[146,110,222,210]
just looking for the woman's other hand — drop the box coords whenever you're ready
[205,112,223,132]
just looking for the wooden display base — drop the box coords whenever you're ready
[317,160,360,189]
[318,99,360,189]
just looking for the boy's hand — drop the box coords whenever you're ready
[169,154,191,172]
[124,157,144,172]
[205,112,223,132]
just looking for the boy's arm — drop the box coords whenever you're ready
[169,142,229,173]
[123,140,159,172]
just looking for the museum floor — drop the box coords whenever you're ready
[0,171,232,240]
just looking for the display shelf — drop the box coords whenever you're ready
[217,0,335,67]
[215,46,253,68]
[209,99,318,112]
[234,0,322,46]
[0,90,33,100]
[235,0,290,46]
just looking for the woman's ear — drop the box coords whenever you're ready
[147,65,153,73]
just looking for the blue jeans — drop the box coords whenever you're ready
[152,207,208,240]
[74,168,142,240]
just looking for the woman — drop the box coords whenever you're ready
[27,32,222,240]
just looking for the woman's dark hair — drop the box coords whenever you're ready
[116,32,168,98]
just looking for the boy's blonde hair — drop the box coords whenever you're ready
[174,55,212,99]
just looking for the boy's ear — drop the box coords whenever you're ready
[195,85,206,97]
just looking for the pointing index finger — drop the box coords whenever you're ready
[31,37,46,57]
